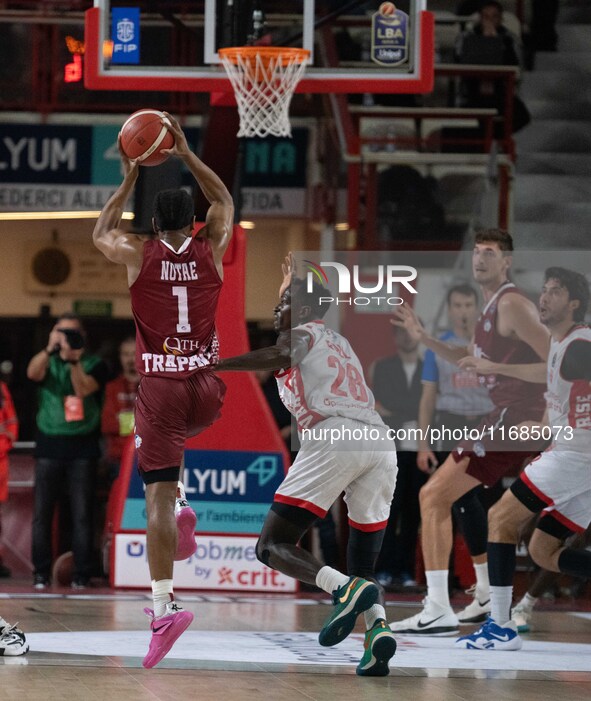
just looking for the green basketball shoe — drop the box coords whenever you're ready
[356,619,397,676]
[318,576,379,647]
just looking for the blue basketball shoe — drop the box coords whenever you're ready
[455,617,522,650]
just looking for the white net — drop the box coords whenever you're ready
[219,48,310,138]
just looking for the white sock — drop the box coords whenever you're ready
[519,592,538,611]
[490,585,513,624]
[176,480,187,503]
[425,570,451,609]
[473,562,490,598]
[152,578,174,618]
[364,603,386,630]
[315,566,350,595]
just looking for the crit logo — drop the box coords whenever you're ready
[304,259,418,307]
[218,567,233,585]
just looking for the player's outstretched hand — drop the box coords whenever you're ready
[161,112,191,157]
[279,252,296,298]
[417,449,438,474]
[390,304,424,343]
[457,356,497,374]
[117,134,139,178]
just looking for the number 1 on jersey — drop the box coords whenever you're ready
[172,286,192,333]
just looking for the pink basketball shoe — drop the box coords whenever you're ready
[174,499,197,561]
[142,601,194,669]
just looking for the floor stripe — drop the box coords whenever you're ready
[23,630,591,673]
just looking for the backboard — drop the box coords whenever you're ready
[84,0,434,95]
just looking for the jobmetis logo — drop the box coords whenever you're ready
[304,260,418,306]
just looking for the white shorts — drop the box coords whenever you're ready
[275,417,398,529]
[522,447,591,532]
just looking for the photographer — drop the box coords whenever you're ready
[27,313,109,589]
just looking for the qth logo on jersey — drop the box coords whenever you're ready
[163,336,202,356]
[304,259,418,308]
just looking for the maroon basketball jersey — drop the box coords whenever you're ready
[130,236,222,378]
[473,282,545,411]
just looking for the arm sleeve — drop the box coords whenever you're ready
[421,349,439,383]
[560,339,591,381]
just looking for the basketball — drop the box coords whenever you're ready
[379,2,396,16]
[120,109,174,167]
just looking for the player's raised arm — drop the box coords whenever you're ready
[279,253,296,298]
[499,292,551,361]
[162,112,234,269]
[216,329,310,372]
[391,305,469,365]
[92,136,144,278]
[458,356,547,383]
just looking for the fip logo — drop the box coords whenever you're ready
[304,259,418,307]
[116,18,135,43]
[111,8,140,65]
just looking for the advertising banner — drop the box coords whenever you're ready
[121,449,285,535]
[113,533,297,592]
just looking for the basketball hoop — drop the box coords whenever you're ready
[219,46,310,138]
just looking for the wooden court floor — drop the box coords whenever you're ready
[1,583,591,701]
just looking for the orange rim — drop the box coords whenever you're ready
[219,46,310,67]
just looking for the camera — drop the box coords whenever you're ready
[57,327,85,350]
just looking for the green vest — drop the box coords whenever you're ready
[36,354,104,436]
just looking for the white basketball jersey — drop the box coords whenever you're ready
[546,325,591,451]
[275,321,386,433]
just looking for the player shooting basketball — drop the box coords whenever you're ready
[92,112,234,668]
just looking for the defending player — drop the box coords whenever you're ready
[390,229,550,635]
[457,267,591,649]
[92,113,233,668]
[216,255,399,677]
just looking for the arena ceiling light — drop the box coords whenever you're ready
[0,211,135,221]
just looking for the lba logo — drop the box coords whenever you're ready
[304,260,418,306]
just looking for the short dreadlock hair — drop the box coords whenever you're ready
[153,189,194,231]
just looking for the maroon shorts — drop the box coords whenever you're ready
[451,405,547,487]
[134,371,226,473]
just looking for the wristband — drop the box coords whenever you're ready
[67,359,80,366]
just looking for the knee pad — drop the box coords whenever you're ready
[452,487,488,557]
